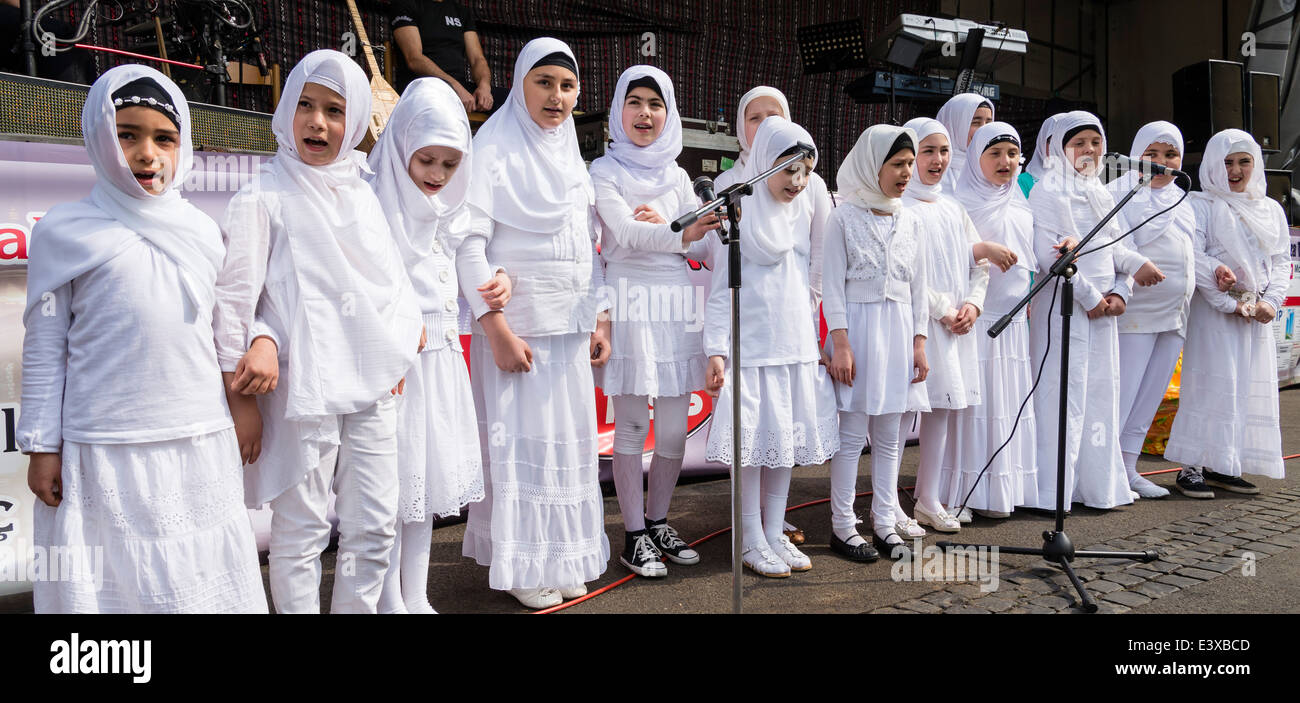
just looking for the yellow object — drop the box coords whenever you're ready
[1141,352,1182,455]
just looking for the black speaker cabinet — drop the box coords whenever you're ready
[1265,169,1293,226]
[1248,71,1281,154]
[1172,60,1245,154]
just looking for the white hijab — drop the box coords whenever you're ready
[266,49,421,418]
[592,64,683,196]
[901,117,949,203]
[365,77,473,264]
[936,92,994,175]
[1029,110,1118,241]
[1194,128,1284,291]
[26,64,224,320]
[1025,112,1064,180]
[1106,120,1194,247]
[465,37,593,234]
[741,116,818,265]
[734,85,791,170]
[953,121,1034,266]
[837,124,917,214]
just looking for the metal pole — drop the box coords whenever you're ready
[728,201,743,615]
[19,0,38,76]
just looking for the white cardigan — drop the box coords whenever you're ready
[821,203,929,338]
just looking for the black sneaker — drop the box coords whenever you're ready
[646,518,701,565]
[1202,470,1260,494]
[620,530,667,577]
[1176,467,1215,499]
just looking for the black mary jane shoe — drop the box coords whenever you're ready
[830,533,880,563]
[872,532,911,561]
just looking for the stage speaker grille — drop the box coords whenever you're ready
[1,72,275,153]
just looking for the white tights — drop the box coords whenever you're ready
[611,394,690,531]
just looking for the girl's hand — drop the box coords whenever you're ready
[1134,260,1165,287]
[1234,300,1256,319]
[1055,237,1079,259]
[952,303,980,335]
[27,453,62,507]
[1087,299,1109,319]
[482,312,533,372]
[706,355,726,397]
[479,271,512,310]
[829,343,855,387]
[391,378,406,395]
[682,212,721,247]
[231,336,279,395]
[1255,301,1277,324]
[911,337,929,383]
[590,318,612,368]
[418,326,427,353]
[1104,293,1127,317]
[226,391,263,464]
[1215,265,1237,292]
[632,205,666,224]
[976,241,1017,272]
[939,308,959,332]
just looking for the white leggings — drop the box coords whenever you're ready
[611,394,691,532]
[829,411,904,536]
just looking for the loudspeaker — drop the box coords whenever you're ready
[1265,169,1293,226]
[1172,60,1244,154]
[1248,71,1281,153]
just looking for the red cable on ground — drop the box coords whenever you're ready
[536,454,1300,613]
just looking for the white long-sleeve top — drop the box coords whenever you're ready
[592,165,710,268]
[1188,197,1291,315]
[19,236,232,452]
[821,204,929,338]
[456,203,609,337]
[1112,199,1197,336]
[702,191,830,366]
[1029,193,1150,312]
[905,194,989,321]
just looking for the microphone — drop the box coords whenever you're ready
[1103,153,1186,178]
[693,176,716,203]
[795,142,817,160]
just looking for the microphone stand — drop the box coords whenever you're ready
[936,172,1161,613]
[672,146,815,614]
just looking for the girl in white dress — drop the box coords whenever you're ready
[704,116,838,577]
[935,92,995,192]
[589,65,718,578]
[458,38,612,609]
[1107,121,1197,500]
[1026,111,1164,511]
[214,50,425,614]
[899,117,990,533]
[367,77,511,613]
[715,86,835,546]
[21,65,265,613]
[943,122,1039,521]
[1165,129,1288,495]
[824,124,929,561]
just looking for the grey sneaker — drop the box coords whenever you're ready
[1176,467,1215,499]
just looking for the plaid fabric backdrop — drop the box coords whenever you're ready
[51,0,1063,182]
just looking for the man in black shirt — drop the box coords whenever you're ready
[391,0,500,112]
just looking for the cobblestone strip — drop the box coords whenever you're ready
[871,488,1300,614]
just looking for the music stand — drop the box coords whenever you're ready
[797,19,869,189]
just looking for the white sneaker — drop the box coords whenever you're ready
[914,505,961,533]
[774,534,812,572]
[509,587,562,609]
[1130,475,1170,499]
[895,517,927,539]
[956,506,973,524]
[741,543,791,578]
[558,584,588,600]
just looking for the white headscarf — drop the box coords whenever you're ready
[365,77,473,263]
[266,49,421,418]
[902,117,949,202]
[837,124,917,214]
[26,64,224,320]
[953,121,1034,267]
[740,116,818,265]
[936,92,994,179]
[1106,120,1194,247]
[465,37,593,234]
[734,85,791,169]
[593,65,682,196]
[1025,112,1064,180]
[1029,110,1117,241]
[1194,128,1284,291]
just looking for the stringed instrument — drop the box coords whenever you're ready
[344,0,400,152]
